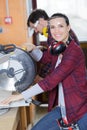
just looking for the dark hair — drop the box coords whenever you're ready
[49,13,69,25]
[27,9,49,27]
[69,29,79,44]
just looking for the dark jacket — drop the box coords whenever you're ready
[39,40,87,123]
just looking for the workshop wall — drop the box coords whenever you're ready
[0,0,32,47]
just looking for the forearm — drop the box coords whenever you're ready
[21,83,44,100]
[29,48,43,61]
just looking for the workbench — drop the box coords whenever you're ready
[0,107,20,130]
[0,105,35,130]
[0,90,35,130]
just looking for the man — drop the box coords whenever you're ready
[26,9,52,79]
[27,9,49,37]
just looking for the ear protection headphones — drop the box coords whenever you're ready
[49,36,72,55]
[42,27,48,37]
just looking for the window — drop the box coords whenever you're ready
[37,0,87,42]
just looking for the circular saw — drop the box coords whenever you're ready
[0,44,37,92]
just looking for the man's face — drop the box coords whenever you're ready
[29,18,45,35]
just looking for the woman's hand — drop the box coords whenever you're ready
[21,43,44,52]
[0,94,24,105]
[21,43,36,52]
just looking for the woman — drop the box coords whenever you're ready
[1,13,87,130]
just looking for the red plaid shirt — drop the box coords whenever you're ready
[39,40,87,123]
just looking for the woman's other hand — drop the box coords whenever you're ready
[0,94,24,105]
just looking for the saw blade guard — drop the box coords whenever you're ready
[0,47,37,92]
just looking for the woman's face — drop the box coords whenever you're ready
[49,17,70,42]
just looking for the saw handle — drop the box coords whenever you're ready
[0,44,16,54]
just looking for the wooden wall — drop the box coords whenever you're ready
[0,0,32,47]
